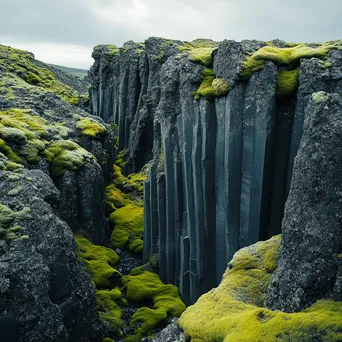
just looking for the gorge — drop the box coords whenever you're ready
[0,37,341,342]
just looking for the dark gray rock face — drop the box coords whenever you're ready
[266,92,342,312]
[0,169,104,342]
[90,38,342,304]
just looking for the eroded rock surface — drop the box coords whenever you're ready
[0,169,104,342]
[266,92,342,312]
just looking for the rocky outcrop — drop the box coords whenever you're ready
[0,44,118,340]
[90,38,342,304]
[0,169,104,342]
[0,45,116,242]
[266,92,342,312]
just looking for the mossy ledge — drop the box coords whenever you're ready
[179,235,342,341]
[241,41,342,79]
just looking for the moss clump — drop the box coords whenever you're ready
[312,91,329,104]
[97,288,123,334]
[106,185,128,211]
[0,138,22,164]
[193,68,216,101]
[122,270,186,340]
[76,235,121,289]
[187,48,215,68]
[0,108,48,164]
[0,203,31,241]
[178,39,218,67]
[276,69,299,98]
[44,140,93,177]
[0,45,81,105]
[179,235,342,341]
[76,117,107,138]
[193,69,229,101]
[110,204,144,253]
[212,78,229,97]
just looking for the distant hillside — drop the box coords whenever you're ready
[47,63,89,79]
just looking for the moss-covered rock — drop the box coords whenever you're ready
[44,140,94,177]
[193,69,229,101]
[122,269,186,340]
[97,288,123,335]
[76,235,121,289]
[0,203,31,241]
[276,69,299,98]
[76,117,107,138]
[179,235,342,341]
[110,204,144,253]
[0,44,81,105]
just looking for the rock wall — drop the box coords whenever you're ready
[90,38,342,304]
[266,92,342,312]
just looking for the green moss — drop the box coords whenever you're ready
[106,155,147,254]
[179,235,342,341]
[178,39,218,67]
[110,204,144,253]
[76,117,107,138]
[8,185,24,196]
[212,78,229,96]
[0,203,31,241]
[0,108,49,164]
[114,150,126,169]
[187,48,215,68]
[97,288,123,334]
[241,42,342,79]
[0,138,22,164]
[276,69,299,98]
[76,235,121,289]
[122,270,186,340]
[193,69,216,101]
[193,69,230,101]
[106,185,128,211]
[312,91,328,104]
[45,140,93,177]
[0,45,81,105]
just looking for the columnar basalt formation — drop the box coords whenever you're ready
[90,38,342,304]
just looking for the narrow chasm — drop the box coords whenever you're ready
[76,147,186,342]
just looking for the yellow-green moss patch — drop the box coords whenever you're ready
[76,117,107,138]
[179,235,342,341]
[76,235,121,289]
[276,69,299,98]
[122,270,186,340]
[44,140,94,177]
[110,204,144,253]
[193,69,229,101]
[97,288,123,335]
[0,203,31,241]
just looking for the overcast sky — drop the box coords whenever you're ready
[1,0,341,69]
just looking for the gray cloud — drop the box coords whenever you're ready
[0,0,341,68]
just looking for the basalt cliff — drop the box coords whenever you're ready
[0,38,342,342]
